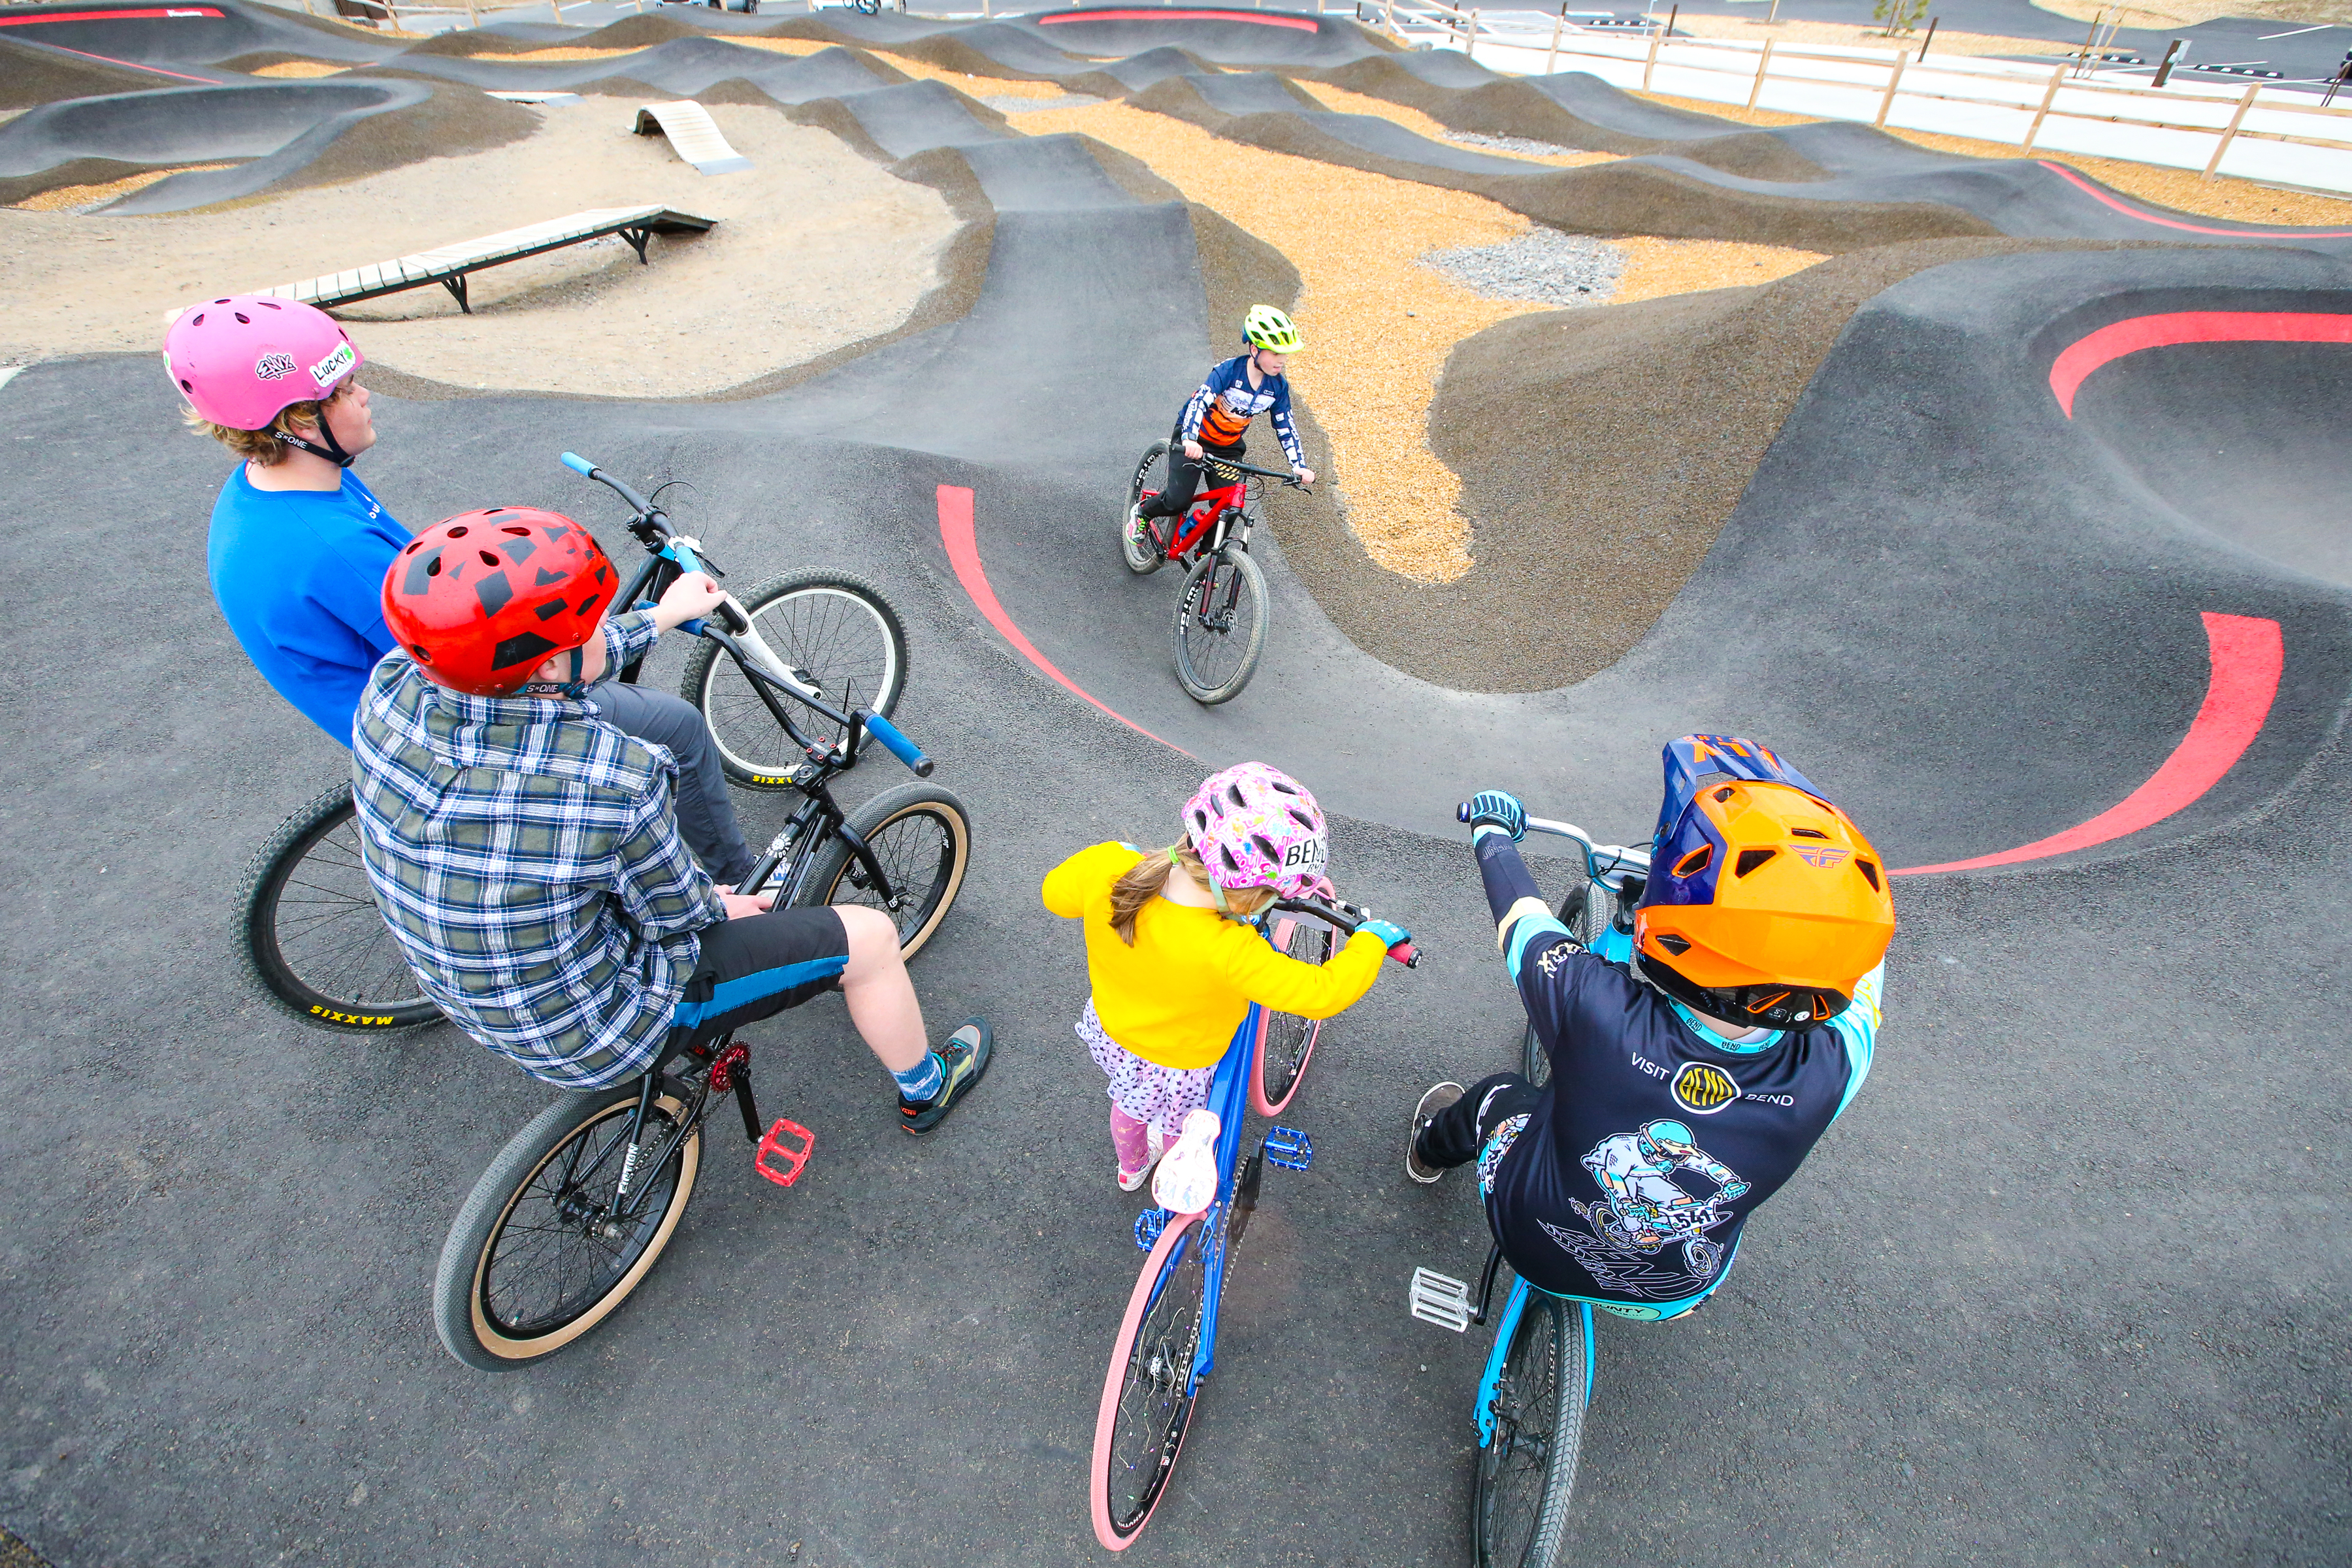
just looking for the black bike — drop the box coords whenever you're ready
[431,555,968,1371]
[237,452,911,1032]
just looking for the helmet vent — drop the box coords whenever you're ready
[258,300,282,310]
[1671,845,1712,878]
[1734,848,1777,877]
[1856,858,1881,892]
[178,378,192,392]
[478,550,500,568]
[426,555,443,578]
[447,525,469,538]
[502,526,530,537]
[1791,827,1830,840]
[233,312,250,325]
[191,313,206,325]
[1712,786,1737,803]
[1654,932,1692,956]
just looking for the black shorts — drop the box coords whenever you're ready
[667,907,850,1054]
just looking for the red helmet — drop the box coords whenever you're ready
[381,508,617,697]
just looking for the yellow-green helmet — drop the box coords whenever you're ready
[1243,304,1302,355]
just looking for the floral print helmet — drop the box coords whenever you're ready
[1183,762,1328,900]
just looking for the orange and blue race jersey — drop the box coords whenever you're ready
[1178,355,1307,469]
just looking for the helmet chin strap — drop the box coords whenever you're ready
[521,644,593,700]
[278,419,355,469]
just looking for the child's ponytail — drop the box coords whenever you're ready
[1109,841,1205,946]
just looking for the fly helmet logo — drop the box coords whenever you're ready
[1795,846,1850,869]
[253,351,297,380]
[1671,1061,1740,1115]
[308,340,356,389]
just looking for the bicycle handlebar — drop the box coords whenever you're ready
[860,712,934,779]
[1454,803,1652,882]
[1271,894,1420,968]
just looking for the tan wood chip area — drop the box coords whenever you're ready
[1013,101,1821,582]
[1637,90,2352,227]
[250,61,349,78]
[8,165,237,212]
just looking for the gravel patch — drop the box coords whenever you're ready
[983,93,1105,114]
[1442,129,1583,159]
[1420,227,1627,308]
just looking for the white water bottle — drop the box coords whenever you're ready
[1152,1109,1222,1215]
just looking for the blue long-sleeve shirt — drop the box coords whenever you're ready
[1177,355,1307,470]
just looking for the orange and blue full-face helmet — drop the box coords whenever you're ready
[1633,734,1895,1028]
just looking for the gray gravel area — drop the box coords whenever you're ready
[1420,225,1627,306]
[983,93,1105,114]
[1443,128,1582,159]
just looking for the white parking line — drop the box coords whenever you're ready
[2259,24,2334,39]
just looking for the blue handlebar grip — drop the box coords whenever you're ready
[664,540,704,574]
[560,451,595,476]
[863,713,933,777]
[679,617,708,637]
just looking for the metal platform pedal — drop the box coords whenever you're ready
[1135,1207,1171,1252]
[1264,1126,1313,1170]
[1410,1267,1475,1333]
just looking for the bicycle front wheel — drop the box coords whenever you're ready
[433,1078,702,1371]
[680,569,908,787]
[1475,1293,1590,1568]
[1171,546,1268,705]
[1091,1207,1215,1549]
[1123,442,1171,575]
[796,782,972,961]
[1253,914,1333,1117]
[238,783,438,1032]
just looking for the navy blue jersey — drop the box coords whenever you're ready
[1476,830,1878,1319]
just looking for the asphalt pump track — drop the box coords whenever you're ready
[1,7,2347,1566]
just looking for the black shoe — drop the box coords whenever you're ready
[900,1019,993,1135]
[1407,1081,1464,1184]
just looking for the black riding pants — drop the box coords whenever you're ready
[1139,436,1245,521]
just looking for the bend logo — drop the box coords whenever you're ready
[1281,837,1327,873]
[1671,1061,1740,1115]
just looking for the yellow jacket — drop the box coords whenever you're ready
[1042,841,1386,1071]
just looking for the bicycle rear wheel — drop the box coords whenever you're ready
[1253,915,1333,1117]
[1171,545,1268,705]
[795,783,971,961]
[1523,883,1611,1086]
[1123,442,1171,575]
[433,1078,702,1371]
[680,569,907,787]
[1092,1206,1217,1550]
[1475,1293,1590,1568]
[238,783,438,1032]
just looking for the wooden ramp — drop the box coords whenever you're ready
[634,101,753,176]
[254,207,717,314]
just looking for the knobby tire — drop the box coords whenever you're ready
[1475,1292,1588,1568]
[795,783,972,962]
[1171,546,1268,705]
[238,781,437,1032]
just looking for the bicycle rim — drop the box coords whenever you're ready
[1476,1295,1586,1568]
[1124,443,1170,575]
[1254,917,1332,1116]
[470,1097,699,1361]
[243,787,435,1030]
[1093,1208,1216,1546]
[809,785,972,960]
[1171,547,1267,704]
[694,574,905,777]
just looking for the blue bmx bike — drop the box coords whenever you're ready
[1088,896,1418,1550]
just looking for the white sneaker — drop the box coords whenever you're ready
[1117,1125,1169,1192]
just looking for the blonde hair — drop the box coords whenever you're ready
[1108,838,1275,945]
[182,382,348,466]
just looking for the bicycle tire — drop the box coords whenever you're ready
[1522,883,1611,1085]
[433,1077,702,1371]
[1171,546,1268,706]
[1252,915,1333,1117]
[1090,1206,1214,1549]
[1475,1293,1589,1568]
[794,782,971,962]
[1122,442,1171,575]
[237,782,438,1032]
[679,568,908,789]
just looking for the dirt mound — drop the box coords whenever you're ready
[395,14,700,56]
[260,78,536,197]
[1440,79,1824,180]
[0,37,167,112]
[1271,237,2163,692]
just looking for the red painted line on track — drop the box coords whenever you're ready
[1039,8,1320,31]
[2049,309,2352,416]
[1895,612,2282,874]
[16,39,214,80]
[935,484,1193,757]
[2036,161,2352,240]
[0,7,222,24]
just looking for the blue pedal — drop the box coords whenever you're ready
[1134,1207,1171,1252]
[1264,1127,1313,1171]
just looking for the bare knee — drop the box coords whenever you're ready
[837,906,904,977]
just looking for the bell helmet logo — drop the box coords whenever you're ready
[253,351,297,380]
[309,340,355,388]
[1671,1062,1739,1115]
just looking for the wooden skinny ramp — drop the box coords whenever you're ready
[255,206,717,314]
[634,101,752,176]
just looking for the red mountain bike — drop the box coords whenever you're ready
[1120,440,1304,705]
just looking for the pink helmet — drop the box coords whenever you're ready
[1183,762,1330,900]
[163,295,361,431]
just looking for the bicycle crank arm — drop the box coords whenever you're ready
[1226,1149,1266,1249]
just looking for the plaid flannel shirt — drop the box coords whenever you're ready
[351,611,727,1090]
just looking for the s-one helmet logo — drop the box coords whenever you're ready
[1672,1062,1739,1115]
[253,352,297,380]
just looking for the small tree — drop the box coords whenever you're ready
[1870,0,1931,37]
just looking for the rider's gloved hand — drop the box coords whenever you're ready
[1463,791,1527,842]
[1360,917,1413,951]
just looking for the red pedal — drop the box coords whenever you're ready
[755,1118,815,1188]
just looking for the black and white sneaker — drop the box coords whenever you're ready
[900,1019,994,1135]
[1407,1081,1464,1184]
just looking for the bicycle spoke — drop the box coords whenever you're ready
[480,1110,682,1339]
